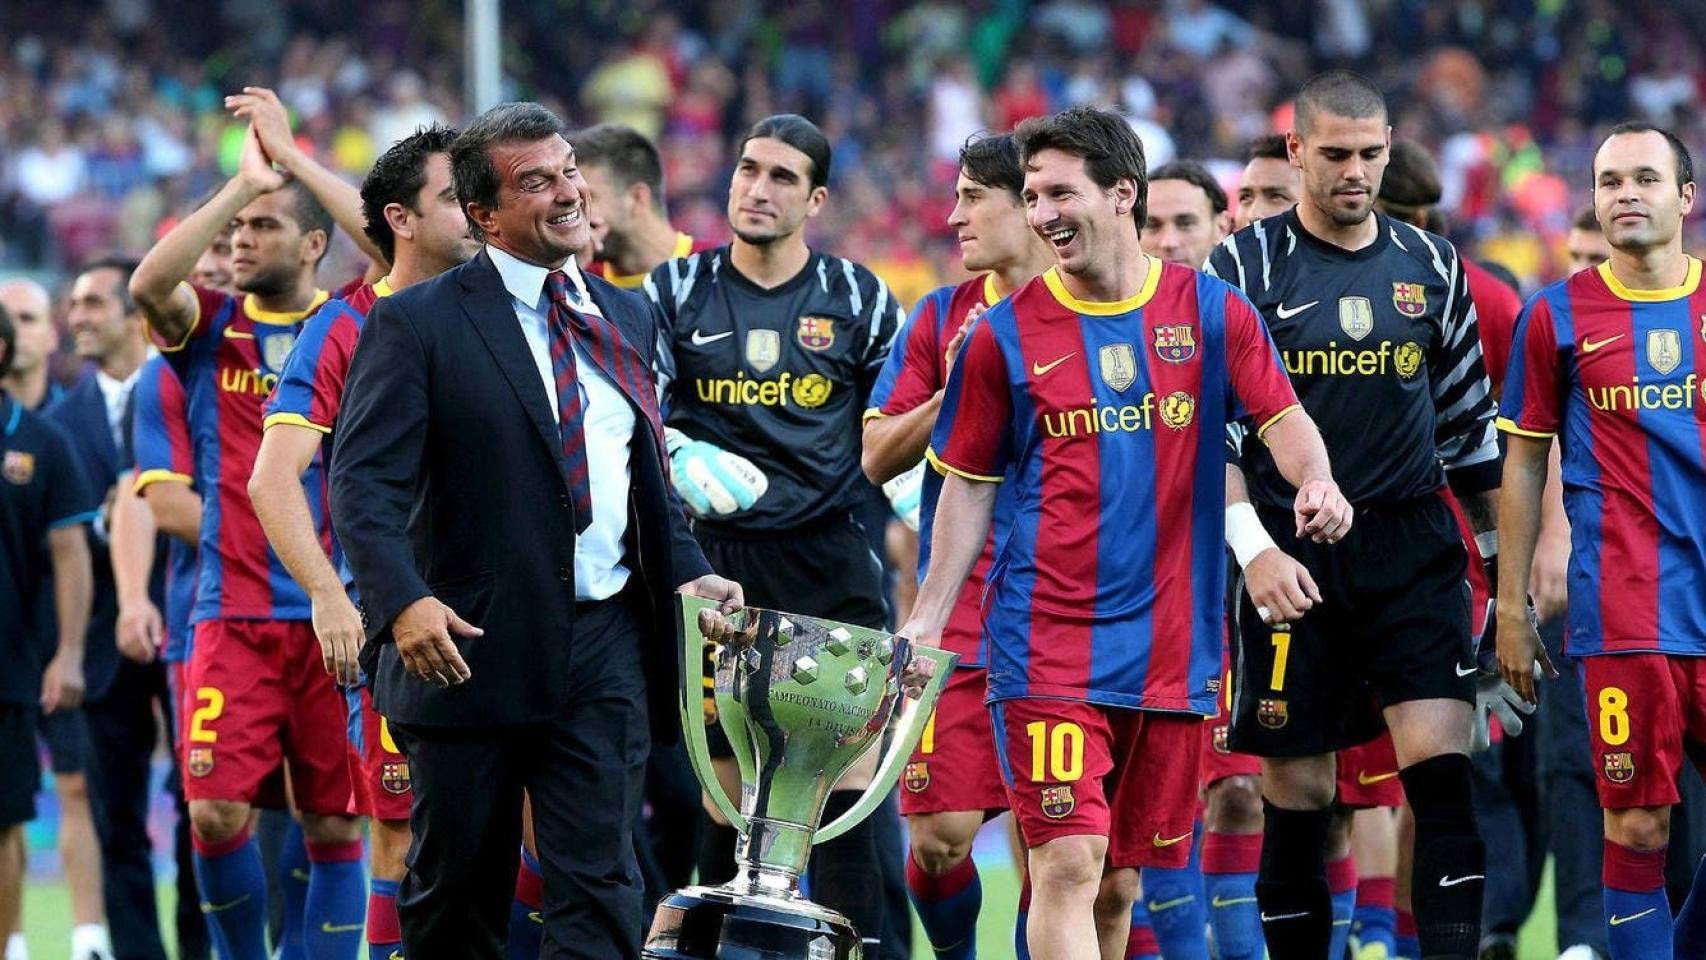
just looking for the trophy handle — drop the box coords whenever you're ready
[678,593,749,833]
[814,643,958,845]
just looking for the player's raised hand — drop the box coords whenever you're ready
[1242,547,1321,623]
[116,597,164,664]
[226,86,299,167]
[312,589,366,687]
[1293,478,1352,543]
[393,595,478,688]
[943,306,981,373]
[236,123,286,194]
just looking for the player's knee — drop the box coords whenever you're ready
[1606,806,1671,852]
[1262,758,1335,810]
[1030,836,1106,897]
[908,820,975,875]
[1326,807,1355,859]
[1205,775,1263,833]
[1093,866,1139,919]
[53,772,91,810]
[189,800,251,845]
[300,812,362,846]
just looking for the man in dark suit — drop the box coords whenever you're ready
[330,102,742,959]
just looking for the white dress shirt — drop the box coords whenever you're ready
[94,367,138,453]
[487,245,635,601]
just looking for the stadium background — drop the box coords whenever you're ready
[4,0,1702,955]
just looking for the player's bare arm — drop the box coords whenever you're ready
[1225,462,1321,624]
[141,480,202,545]
[1493,433,1557,704]
[1258,406,1352,542]
[131,125,283,343]
[228,86,391,277]
[111,470,164,662]
[43,523,92,713]
[250,423,365,686]
[1529,443,1570,623]
[896,473,997,694]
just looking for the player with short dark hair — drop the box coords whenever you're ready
[1236,134,1300,231]
[1568,205,1612,273]
[1497,122,1706,960]
[901,104,1348,960]
[1143,160,1231,269]
[645,112,906,952]
[249,124,477,960]
[1207,71,1503,960]
[861,131,1054,960]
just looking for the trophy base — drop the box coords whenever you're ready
[643,886,863,960]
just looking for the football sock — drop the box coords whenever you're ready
[905,851,980,959]
[1126,896,1160,960]
[1395,909,1418,960]
[1353,876,1397,957]
[366,877,402,960]
[1327,851,1358,960]
[808,791,885,945]
[1015,873,1031,960]
[192,827,269,960]
[1142,824,1209,960]
[276,820,311,960]
[1602,839,1670,960]
[1202,830,1263,960]
[1400,754,1483,958]
[304,839,365,958]
[507,846,544,960]
[1256,800,1333,959]
[1673,850,1706,958]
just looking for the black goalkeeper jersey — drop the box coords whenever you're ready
[1207,209,1499,509]
[646,246,903,533]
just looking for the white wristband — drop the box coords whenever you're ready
[1474,530,1498,558]
[1225,501,1277,570]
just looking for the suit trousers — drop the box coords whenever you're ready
[85,657,172,960]
[390,592,651,959]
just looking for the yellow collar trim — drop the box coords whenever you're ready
[1042,258,1164,315]
[1597,257,1701,302]
[372,277,394,298]
[981,273,1001,305]
[606,232,695,289]
[244,289,329,324]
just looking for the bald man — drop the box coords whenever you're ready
[0,280,62,411]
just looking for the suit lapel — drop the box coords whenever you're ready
[73,377,118,476]
[458,252,567,476]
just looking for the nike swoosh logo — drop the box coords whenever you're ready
[1438,874,1485,887]
[1152,830,1192,847]
[1148,896,1195,912]
[290,868,312,882]
[690,329,734,346]
[1275,300,1319,320]
[321,921,365,933]
[390,953,405,960]
[1610,908,1657,926]
[1582,334,1624,353]
[201,894,252,913]
[1262,910,1311,922]
[1357,770,1400,785]
[1031,353,1075,377]
[1211,895,1258,908]
[1455,662,1478,677]
[528,910,544,924]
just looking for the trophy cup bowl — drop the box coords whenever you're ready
[643,594,958,960]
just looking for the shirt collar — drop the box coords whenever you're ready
[94,366,138,402]
[486,244,589,311]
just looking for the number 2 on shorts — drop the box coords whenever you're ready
[1026,720,1085,782]
[189,687,224,744]
[1598,686,1630,746]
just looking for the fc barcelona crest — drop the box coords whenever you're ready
[260,331,297,374]
[746,329,781,373]
[904,761,930,793]
[796,316,835,351]
[381,760,412,795]
[187,747,214,778]
[1212,724,1231,755]
[1391,282,1428,318]
[1338,297,1374,341]
[1257,698,1289,730]
[1099,343,1138,391]
[1152,325,1197,363]
[1603,751,1635,784]
[1040,784,1076,819]
[1648,329,1683,375]
[2,450,34,485]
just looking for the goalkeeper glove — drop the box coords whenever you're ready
[882,462,924,532]
[665,427,768,517]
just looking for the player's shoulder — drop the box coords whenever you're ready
[812,250,894,303]
[1379,215,1465,280]
[647,246,726,295]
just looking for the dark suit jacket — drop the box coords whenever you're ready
[329,250,711,736]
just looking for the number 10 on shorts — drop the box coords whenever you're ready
[1027,720,1085,782]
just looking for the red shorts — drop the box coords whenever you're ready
[347,685,413,821]
[1335,732,1404,808]
[993,698,1201,869]
[181,620,354,815]
[1583,654,1706,809]
[901,668,1009,816]
[1200,663,1261,789]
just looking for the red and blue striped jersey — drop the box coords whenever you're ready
[928,261,1300,713]
[130,355,199,662]
[149,284,331,623]
[1499,258,1706,657]
[867,274,1009,668]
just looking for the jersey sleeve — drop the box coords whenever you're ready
[925,318,1011,482]
[149,283,231,354]
[1222,289,1300,438]
[1496,294,1563,438]
[1203,236,1247,293]
[857,274,906,403]
[865,288,947,421]
[41,420,98,529]
[131,357,195,494]
[263,301,361,434]
[1430,251,1501,489]
[642,258,685,403]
